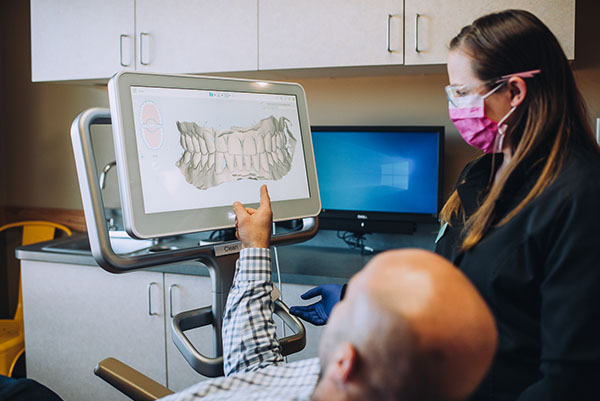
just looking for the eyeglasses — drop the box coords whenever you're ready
[445,69,541,107]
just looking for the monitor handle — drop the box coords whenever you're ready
[70,107,318,273]
[171,295,306,377]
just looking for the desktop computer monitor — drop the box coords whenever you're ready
[311,126,443,234]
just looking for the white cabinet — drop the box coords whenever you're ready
[258,0,404,70]
[21,260,166,401]
[31,0,575,81]
[30,0,135,82]
[30,0,258,82]
[20,259,220,398]
[136,0,258,74]
[19,259,320,398]
[404,0,575,65]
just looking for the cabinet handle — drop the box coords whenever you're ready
[119,34,131,67]
[386,14,401,53]
[415,13,422,53]
[387,14,392,53]
[140,32,151,65]
[169,284,179,318]
[147,282,158,316]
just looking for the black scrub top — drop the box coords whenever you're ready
[435,146,600,401]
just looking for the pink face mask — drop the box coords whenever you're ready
[446,69,541,154]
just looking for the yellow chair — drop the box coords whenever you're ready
[0,220,72,377]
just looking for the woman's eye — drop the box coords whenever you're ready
[455,89,469,97]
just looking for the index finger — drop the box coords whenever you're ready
[259,185,271,210]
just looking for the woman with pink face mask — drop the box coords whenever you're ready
[435,9,600,401]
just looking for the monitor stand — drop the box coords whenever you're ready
[72,108,316,378]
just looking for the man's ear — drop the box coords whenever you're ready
[332,342,359,384]
[508,76,527,107]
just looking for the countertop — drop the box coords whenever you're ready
[15,232,375,286]
[16,224,438,285]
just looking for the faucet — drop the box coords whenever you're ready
[106,216,118,231]
[99,160,116,189]
[99,160,120,231]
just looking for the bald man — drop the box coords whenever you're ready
[160,186,497,401]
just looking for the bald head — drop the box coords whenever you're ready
[314,249,497,401]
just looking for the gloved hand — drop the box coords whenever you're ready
[289,284,343,326]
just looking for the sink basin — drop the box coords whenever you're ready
[42,231,154,256]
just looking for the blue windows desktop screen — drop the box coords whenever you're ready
[311,127,442,219]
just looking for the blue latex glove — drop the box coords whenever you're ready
[289,284,343,326]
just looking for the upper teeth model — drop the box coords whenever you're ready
[175,115,297,190]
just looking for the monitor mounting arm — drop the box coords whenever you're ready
[71,108,318,377]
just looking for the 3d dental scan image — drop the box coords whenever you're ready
[175,115,297,190]
[128,85,310,216]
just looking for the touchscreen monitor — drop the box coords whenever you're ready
[108,72,320,239]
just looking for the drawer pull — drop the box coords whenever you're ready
[147,282,158,316]
[169,284,179,318]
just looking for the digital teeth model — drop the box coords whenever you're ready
[175,116,297,190]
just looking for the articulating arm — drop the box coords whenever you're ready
[72,108,315,388]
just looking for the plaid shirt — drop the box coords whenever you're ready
[160,248,320,401]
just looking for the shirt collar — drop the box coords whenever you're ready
[456,150,547,222]
[456,153,501,217]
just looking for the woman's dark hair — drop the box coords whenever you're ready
[440,9,598,250]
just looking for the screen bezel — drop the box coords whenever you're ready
[311,125,444,233]
[108,71,321,239]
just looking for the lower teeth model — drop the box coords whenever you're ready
[175,116,297,190]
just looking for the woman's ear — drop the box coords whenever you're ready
[508,76,527,107]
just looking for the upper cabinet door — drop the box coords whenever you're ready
[135,0,258,74]
[404,0,575,65]
[258,0,404,70]
[30,0,135,82]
